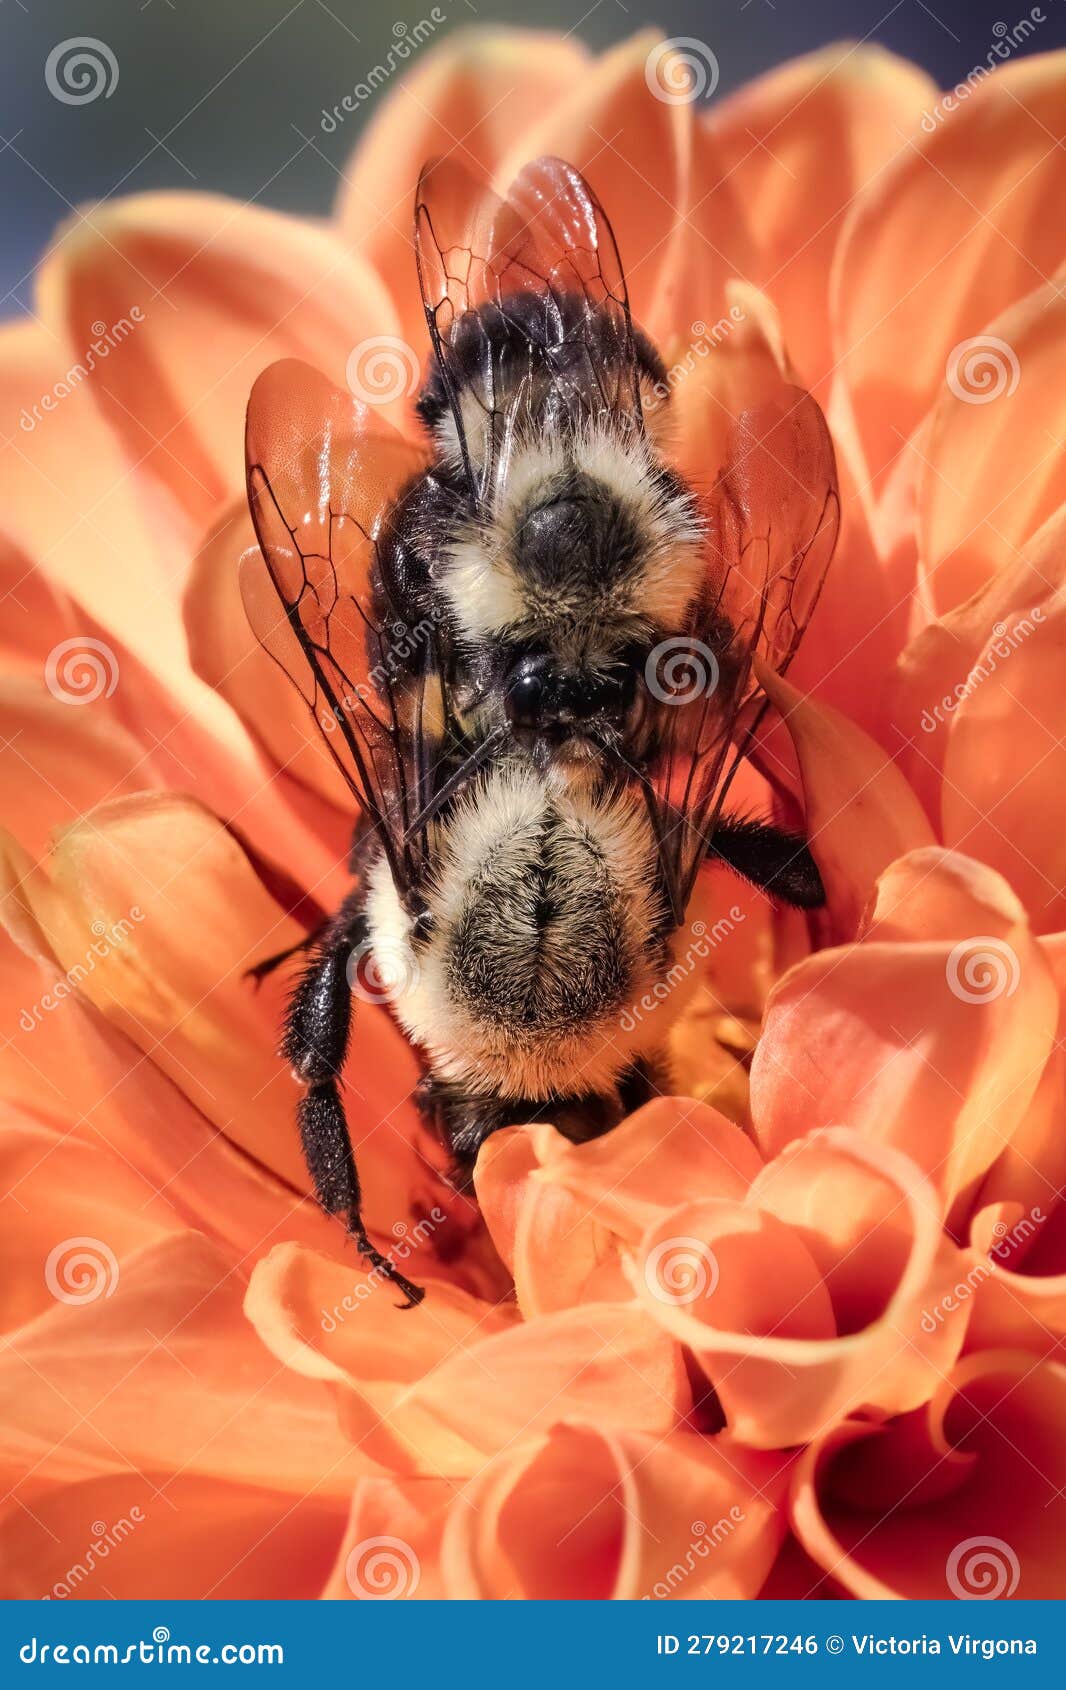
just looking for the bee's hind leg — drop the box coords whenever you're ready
[284,895,424,1308]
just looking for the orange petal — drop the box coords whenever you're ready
[919,278,1066,612]
[756,662,935,939]
[0,795,435,1243]
[892,500,1066,819]
[633,1130,971,1448]
[0,679,148,861]
[0,1233,358,1497]
[833,51,1066,492]
[337,28,588,353]
[493,33,692,338]
[706,44,936,395]
[793,1350,1066,1598]
[440,1423,788,1599]
[942,583,1066,931]
[1,1471,345,1601]
[183,498,353,813]
[751,849,1058,1205]
[533,1098,763,1242]
[39,194,400,534]
[0,320,171,669]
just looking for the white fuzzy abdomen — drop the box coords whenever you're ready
[364,765,681,1099]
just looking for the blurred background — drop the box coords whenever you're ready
[3,0,1065,310]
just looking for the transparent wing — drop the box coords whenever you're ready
[647,377,840,912]
[414,154,644,500]
[242,357,437,894]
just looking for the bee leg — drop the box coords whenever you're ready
[284,902,424,1308]
[709,815,825,909]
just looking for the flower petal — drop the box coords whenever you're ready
[440,1423,787,1599]
[833,50,1066,490]
[942,582,1066,931]
[706,44,936,394]
[919,278,1066,612]
[792,1350,1066,1598]
[751,849,1058,1204]
[336,28,588,351]
[39,194,400,534]
[757,663,935,939]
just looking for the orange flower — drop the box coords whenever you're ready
[3,29,1066,1601]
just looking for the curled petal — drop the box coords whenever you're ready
[752,850,1058,1204]
[792,1351,1066,1598]
[442,1423,787,1599]
[756,663,934,939]
[631,1129,967,1447]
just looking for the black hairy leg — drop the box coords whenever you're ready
[283,895,424,1307]
[709,816,825,909]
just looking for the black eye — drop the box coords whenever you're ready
[505,656,550,729]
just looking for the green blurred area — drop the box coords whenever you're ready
[3,0,1064,309]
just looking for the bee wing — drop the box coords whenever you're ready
[242,358,434,890]
[651,373,840,909]
[414,154,643,495]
